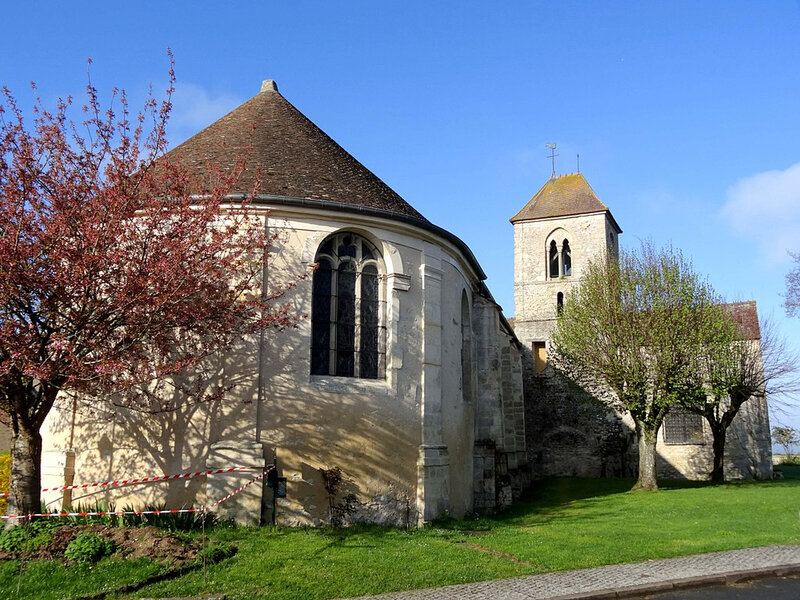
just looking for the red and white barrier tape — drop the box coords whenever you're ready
[1,508,202,520]
[1,467,274,520]
[208,469,269,509]
[0,465,261,497]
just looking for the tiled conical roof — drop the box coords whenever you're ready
[510,172,615,226]
[163,80,427,221]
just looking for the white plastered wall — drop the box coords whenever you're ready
[41,206,496,525]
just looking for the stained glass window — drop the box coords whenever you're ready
[311,233,385,379]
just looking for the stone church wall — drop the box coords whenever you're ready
[41,207,527,526]
[521,350,772,483]
[656,393,772,481]
[472,299,528,511]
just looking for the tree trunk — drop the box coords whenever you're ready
[632,421,659,491]
[9,421,43,519]
[709,424,727,484]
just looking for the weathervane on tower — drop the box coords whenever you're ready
[546,142,558,177]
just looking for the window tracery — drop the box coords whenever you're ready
[311,232,385,379]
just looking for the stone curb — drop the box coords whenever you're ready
[545,563,800,600]
[345,547,800,600]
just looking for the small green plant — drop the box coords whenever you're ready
[21,520,57,553]
[140,504,217,532]
[61,501,119,527]
[196,541,237,565]
[0,525,30,552]
[0,518,60,553]
[64,532,115,563]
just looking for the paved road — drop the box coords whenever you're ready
[347,545,800,600]
[634,574,800,599]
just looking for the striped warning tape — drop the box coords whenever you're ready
[1,468,273,520]
[208,469,270,509]
[0,465,261,497]
[1,508,202,520]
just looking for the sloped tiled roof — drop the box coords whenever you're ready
[723,301,761,340]
[510,173,619,231]
[162,80,427,221]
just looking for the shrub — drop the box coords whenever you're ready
[64,532,115,563]
[0,518,60,553]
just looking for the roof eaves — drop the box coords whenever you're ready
[222,192,489,282]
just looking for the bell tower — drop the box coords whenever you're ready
[510,172,622,350]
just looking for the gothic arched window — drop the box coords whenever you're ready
[549,240,559,279]
[562,240,572,277]
[310,232,385,379]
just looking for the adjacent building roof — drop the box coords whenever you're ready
[163,80,427,221]
[510,172,621,232]
[723,301,761,340]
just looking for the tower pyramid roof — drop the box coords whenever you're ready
[510,172,619,231]
[162,80,427,221]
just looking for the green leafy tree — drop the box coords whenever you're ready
[686,316,798,482]
[551,242,722,491]
[772,425,799,461]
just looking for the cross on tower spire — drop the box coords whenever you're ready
[545,142,558,177]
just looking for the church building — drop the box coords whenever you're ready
[41,80,528,526]
[510,173,772,481]
[39,81,772,526]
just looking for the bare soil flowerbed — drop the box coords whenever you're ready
[0,525,202,566]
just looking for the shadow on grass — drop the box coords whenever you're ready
[774,464,800,480]
[70,560,205,600]
[311,523,415,555]
[71,547,238,600]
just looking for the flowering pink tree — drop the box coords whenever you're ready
[0,65,296,517]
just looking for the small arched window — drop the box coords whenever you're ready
[562,240,572,277]
[310,232,385,379]
[557,292,564,314]
[549,240,559,279]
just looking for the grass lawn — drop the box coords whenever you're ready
[3,473,800,600]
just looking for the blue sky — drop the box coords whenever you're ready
[3,1,800,427]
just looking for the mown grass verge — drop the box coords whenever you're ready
[3,473,800,600]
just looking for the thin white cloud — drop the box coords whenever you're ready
[167,83,243,146]
[721,162,800,263]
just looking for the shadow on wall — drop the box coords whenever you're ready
[260,318,419,527]
[524,359,637,480]
[525,354,770,483]
[45,338,263,511]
